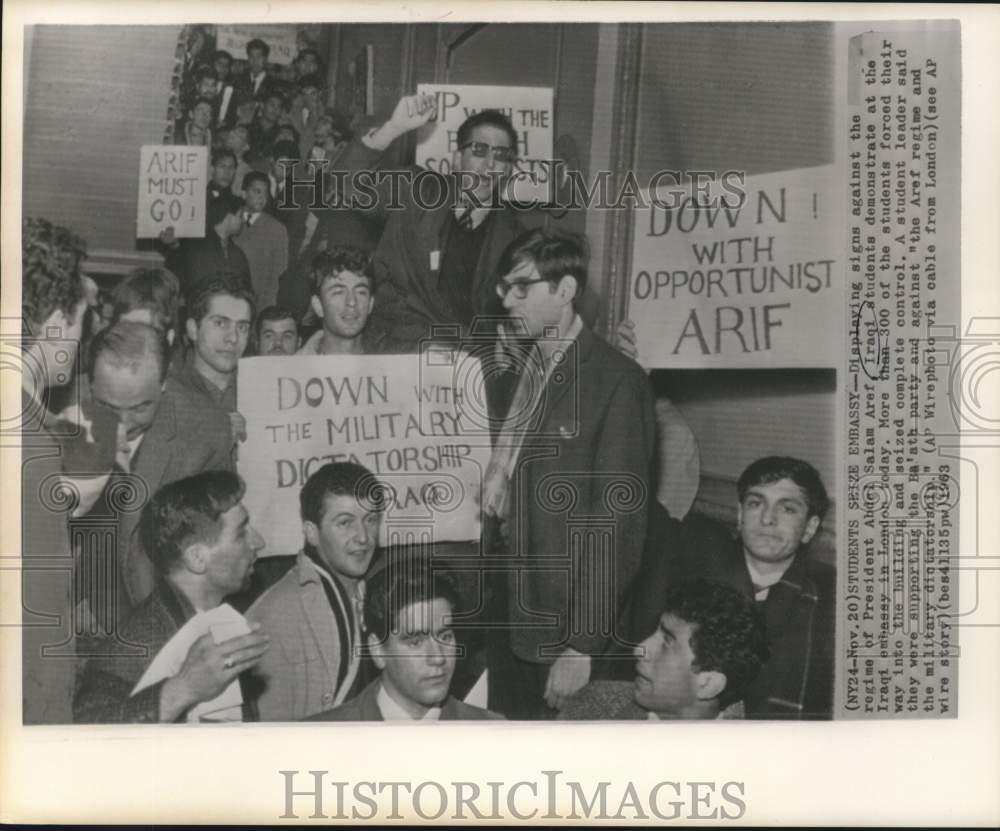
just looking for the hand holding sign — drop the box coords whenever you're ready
[366,92,437,152]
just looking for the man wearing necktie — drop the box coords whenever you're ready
[337,92,525,352]
[233,171,288,309]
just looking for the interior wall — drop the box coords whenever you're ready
[22,25,180,254]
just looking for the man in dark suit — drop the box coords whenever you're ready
[560,578,768,720]
[74,471,270,723]
[482,228,655,719]
[310,566,501,721]
[85,321,235,616]
[232,37,274,115]
[627,456,835,719]
[337,93,525,352]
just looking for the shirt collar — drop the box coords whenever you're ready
[376,682,442,721]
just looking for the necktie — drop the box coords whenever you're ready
[456,202,475,230]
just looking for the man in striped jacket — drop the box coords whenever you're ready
[247,462,383,720]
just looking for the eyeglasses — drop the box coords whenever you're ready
[460,141,516,163]
[496,277,549,300]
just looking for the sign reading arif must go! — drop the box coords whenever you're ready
[238,353,493,556]
[629,165,840,369]
[415,83,554,205]
[136,145,208,238]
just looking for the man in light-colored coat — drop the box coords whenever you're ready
[248,462,383,721]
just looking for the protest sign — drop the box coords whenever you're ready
[416,83,554,204]
[629,165,840,368]
[135,145,207,238]
[216,25,297,65]
[237,353,492,556]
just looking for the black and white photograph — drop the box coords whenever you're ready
[2,2,997,826]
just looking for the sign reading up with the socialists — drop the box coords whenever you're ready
[136,145,208,238]
[629,165,840,368]
[237,353,493,557]
[415,84,554,205]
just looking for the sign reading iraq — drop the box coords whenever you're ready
[237,353,492,556]
[629,165,840,368]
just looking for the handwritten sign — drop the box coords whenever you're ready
[416,84,554,204]
[237,353,492,556]
[136,145,207,239]
[216,25,297,66]
[629,165,840,368]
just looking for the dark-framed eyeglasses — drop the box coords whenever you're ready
[460,141,516,163]
[496,277,549,300]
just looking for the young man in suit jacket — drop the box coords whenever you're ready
[310,564,501,721]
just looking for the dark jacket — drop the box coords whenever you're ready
[74,580,259,724]
[337,138,525,352]
[498,325,655,662]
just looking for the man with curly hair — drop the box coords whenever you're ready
[559,578,769,720]
[20,217,97,723]
[296,246,383,355]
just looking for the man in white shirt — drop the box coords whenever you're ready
[310,566,501,721]
[559,578,768,720]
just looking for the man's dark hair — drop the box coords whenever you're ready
[21,217,87,329]
[213,49,233,65]
[497,228,589,297]
[188,277,257,326]
[297,71,323,92]
[211,147,237,168]
[270,138,301,162]
[737,456,830,521]
[189,96,215,114]
[310,246,373,295]
[457,108,518,154]
[88,320,170,383]
[296,47,322,68]
[141,471,245,575]
[245,38,270,58]
[256,304,297,339]
[299,462,384,526]
[206,194,242,230]
[193,63,218,83]
[661,577,769,709]
[242,170,271,197]
[365,562,460,643]
[110,267,181,335]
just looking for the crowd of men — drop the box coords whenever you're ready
[19,33,836,725]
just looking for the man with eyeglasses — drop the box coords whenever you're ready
[482,228,655,720]
[337,92,525,352]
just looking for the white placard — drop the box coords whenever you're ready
[135,144,207,239]
[629,165,841,368]
[237,352,492,556]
